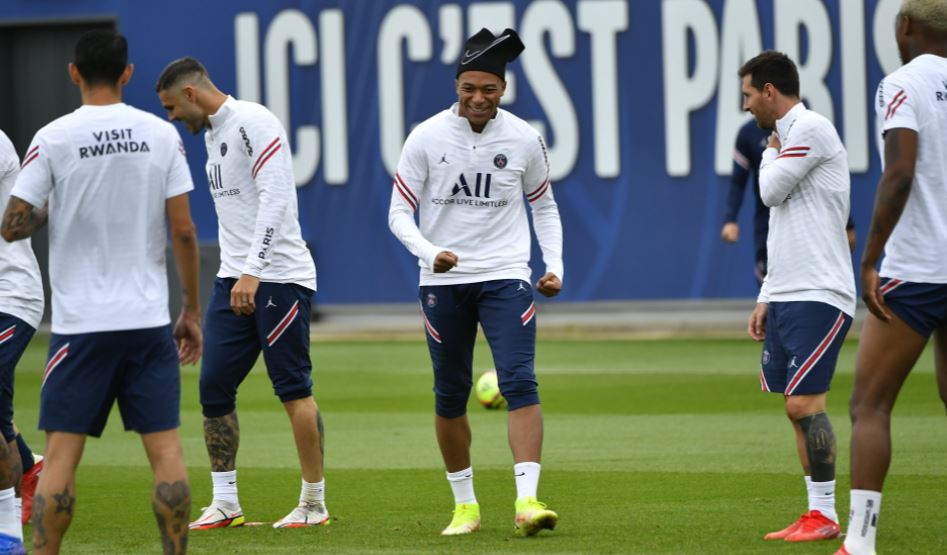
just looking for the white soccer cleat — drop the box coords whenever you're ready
[273,501,331,528]
[189,500,245,530]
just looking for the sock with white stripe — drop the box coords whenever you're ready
[514,462,541,500]
[446,467,477,505]
[211,470,239,507]
[0,488,19,540]
[843,490,881,555]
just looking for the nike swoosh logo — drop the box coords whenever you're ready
[460,35,511,65]
[514,472,526,477]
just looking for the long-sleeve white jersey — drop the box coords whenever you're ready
[388,104,563,286]
[757,103,856,316]
[875,54,947,283]
[204,97,316,290]
[12,103,193,334]
[0,130,43,329]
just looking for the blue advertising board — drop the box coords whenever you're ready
[1,0,902,303]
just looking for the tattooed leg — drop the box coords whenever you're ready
[142,429,190,554]
[283,397,324,483]
[798,412,837,482]
[32,431,85,555]
[203,411,239,472]
[0,196,48,242]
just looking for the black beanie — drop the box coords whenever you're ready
[456,28,525,80]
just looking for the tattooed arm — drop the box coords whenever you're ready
[860,128,918,321]
[1,195,47,242]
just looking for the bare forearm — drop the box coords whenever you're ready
[861,172,912,269]
[171,226,201,316]
[0,196,47,242]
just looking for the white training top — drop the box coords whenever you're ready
[0,130,44,329]
[875,54,947,283]
[12,103,193,334]
[389,104,563,286]
[204,97,316,290]
[757,103,856,316]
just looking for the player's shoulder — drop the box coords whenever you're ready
[231,98,283,129]
[497,108,538,138]
[796,107,838,138]
[404,108,453,144]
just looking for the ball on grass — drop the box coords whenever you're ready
[475,369,507,410]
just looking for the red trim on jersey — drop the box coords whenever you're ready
[879,279,904,296]
[521,302,536,326]
[785,312,845,395]
[0,325,15,345]
[394,173,418,212]
[251,137,282,178]
[777,146,810,159]
[886,90,906,120]
[267,300,300,347]
[42,343,70,388]
[21,146,39,169]
[759,367,770,392]
[527,179,550,203]
[420,308,442,343]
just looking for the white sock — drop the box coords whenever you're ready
[211,470,239,506]
[844,490,881,555]
[300,479,325,504]
[0,488,19,541]
[809,479,837,522]
[514,462,541,500]
[446,467,476,505]
[13,498,20,534]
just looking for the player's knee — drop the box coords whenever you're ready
[499,377,539,411]
[435,392,469,418]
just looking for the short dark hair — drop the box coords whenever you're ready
[155,56,209,93]
[738,50,800,98]
[74,29,128,86]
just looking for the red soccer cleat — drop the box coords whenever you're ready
[20,457,43,526]
[764,513,805,540]
[784,510,840,542]
[833,546,851,555]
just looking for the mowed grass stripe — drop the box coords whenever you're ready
[11,337,947,553]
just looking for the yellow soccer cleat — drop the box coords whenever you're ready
[514,497,558,537]
[441,503,481,535]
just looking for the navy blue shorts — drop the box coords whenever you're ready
[760,301,852,396]
[39,325,180,437]
[0,314,35,442]
[200,278,314,418]
[419,279,540,418]
[878,278,947,338]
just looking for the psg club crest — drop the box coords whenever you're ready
[762,350,770,365]
[220,142,228,157]
[426,293,437,308]
[493,153,507,169]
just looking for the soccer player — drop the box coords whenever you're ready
[723,119,857,286]
[838,2,947,554]
[388,28,563,537]
[155,58,328,530]
[740,51,856,543]
[0,30,201,555]
[722,119,771,284]
[0,128,46,553]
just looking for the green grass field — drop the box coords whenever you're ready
[12,336,947,553]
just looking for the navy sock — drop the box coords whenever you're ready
[14,435,33,473]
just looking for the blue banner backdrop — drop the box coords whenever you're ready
[2,0,901,303]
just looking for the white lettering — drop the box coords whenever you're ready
[521,0,578,181]
[234,13,261,103]
[578,0,628,178]
[378,5,432,175]
[662,0,718,177]
[265,9,319,186]
[841,0,868,172]
[714,0,762,175]
[319,9,349,184]
[775,0,833,121]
